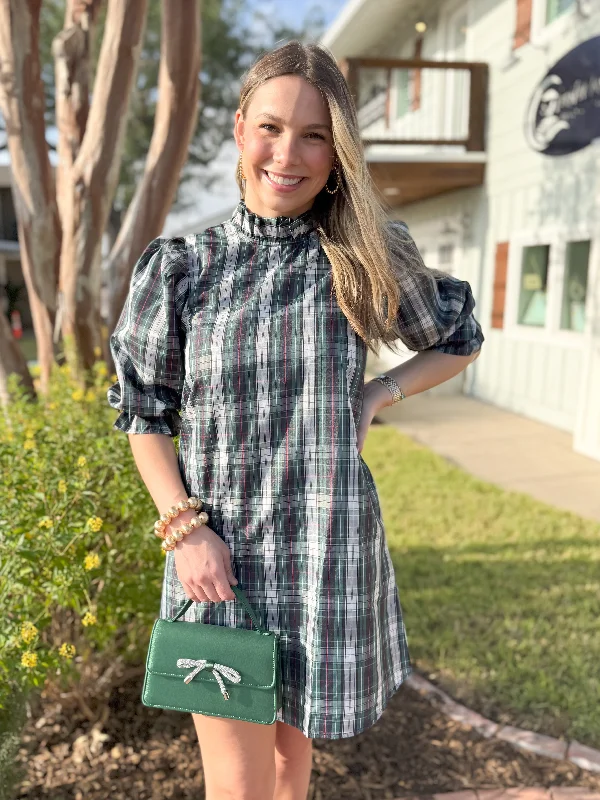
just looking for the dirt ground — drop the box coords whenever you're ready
[14,667,600,800]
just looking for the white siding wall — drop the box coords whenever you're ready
[365,0,600,434]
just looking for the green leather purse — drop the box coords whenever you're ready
[142,585,281,725]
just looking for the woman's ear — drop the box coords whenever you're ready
[233,109,245,149]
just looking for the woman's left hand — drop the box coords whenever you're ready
[355,380,394,453]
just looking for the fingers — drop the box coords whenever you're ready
[199,581,223,603]
[173,533,238,603]
[181,581,209,603]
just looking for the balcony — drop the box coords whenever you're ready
[340,57,488,207]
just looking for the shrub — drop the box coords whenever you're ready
[0,355,170,796]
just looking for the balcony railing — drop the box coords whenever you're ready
[340,57,488,152]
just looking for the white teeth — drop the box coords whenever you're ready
[266,172,303,186]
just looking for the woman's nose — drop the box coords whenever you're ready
[272,135,301,167]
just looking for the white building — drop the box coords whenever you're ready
[322,0,600,462]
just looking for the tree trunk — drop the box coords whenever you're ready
[52,0,104,229]
[58,0,148,380]
[106,0,202,354]
[0,0,60,398]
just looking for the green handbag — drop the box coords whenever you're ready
[141,585,281,725]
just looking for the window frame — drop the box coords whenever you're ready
[530,0,577,46]
[504,225,594,346]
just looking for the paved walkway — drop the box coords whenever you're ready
[366,376,600,523]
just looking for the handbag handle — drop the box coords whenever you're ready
[169,584,268,633]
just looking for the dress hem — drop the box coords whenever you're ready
[277,663,414,740]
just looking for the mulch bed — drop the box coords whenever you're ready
[15,667,600,800]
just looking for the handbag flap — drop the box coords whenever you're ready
[146,618,278,690]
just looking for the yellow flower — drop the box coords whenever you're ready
[84,553,101,570]
[81,612,97,627]
[77,456,87,468]
[87,516,103,533]
[47,402,57,411]
[21,622,38,644]
[72,389,84,402]
[21,652,38,668]
[93,346,102,358]
[37,517,54,529]
[24,428,36,439]
[4,431,14,442]
[23,439,35,450]
[58,480,67,494]
[58,643,76,660]
[85,388,96,402]
[110,374,118,383]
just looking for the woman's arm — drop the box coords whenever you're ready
[127,432,237,603]
[356,349,480,452]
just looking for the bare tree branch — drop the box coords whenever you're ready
[58,0,148,376]
[0,0,59,395]
[52,0,104,226]
[106,0,201,340]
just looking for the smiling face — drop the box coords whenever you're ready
[233,74,336,219]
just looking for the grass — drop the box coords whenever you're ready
[362,424,600,748]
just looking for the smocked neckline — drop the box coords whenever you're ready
[231,200,317,241]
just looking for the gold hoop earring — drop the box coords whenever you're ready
[324,162,341,195]
[238,152,246,182]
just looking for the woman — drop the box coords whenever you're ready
[107,41,483,800]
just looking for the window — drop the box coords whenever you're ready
[517,244,549,326]
[438,244,455,269]
[560,240,590,333]
[545,0,574,24]
[394,69,410,119]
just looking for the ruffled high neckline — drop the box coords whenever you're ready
[231,200,317,241]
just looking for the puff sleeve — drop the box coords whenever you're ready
[390,221,484,356]
[106,236,189,437]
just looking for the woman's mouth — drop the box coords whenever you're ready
[262,170,306,191]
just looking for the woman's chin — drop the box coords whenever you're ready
[251,189,316,218]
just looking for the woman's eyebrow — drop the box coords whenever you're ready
[255,112,331,131]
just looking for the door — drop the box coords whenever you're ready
[574,239,600,461]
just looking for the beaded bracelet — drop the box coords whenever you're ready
[154,496,201,536]
[159,511,209,552]
[153,496,209,552]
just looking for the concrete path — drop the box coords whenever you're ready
[367,377,600,523]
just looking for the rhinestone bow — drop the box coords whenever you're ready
[176,658,241,700]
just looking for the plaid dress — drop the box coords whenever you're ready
[107,200,484,739]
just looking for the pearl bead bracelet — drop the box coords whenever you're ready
[153,496,209,552]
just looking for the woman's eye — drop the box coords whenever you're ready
[306,132,326,140]
[259,123,278,132]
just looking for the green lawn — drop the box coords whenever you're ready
[363,424,600,747]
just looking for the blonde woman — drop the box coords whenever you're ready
[107,41,483,800]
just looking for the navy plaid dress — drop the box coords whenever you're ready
[107,200,484,739]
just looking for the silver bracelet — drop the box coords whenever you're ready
[372,373,406,404]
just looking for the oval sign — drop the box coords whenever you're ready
[525,35,600,156]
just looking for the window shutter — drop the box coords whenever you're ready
[513,0,532,48]
[411,38,423,112]
[492,242,509,329]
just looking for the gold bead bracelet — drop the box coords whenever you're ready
[160,510,210,552]
[154,496,202,538]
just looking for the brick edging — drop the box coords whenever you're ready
[406,674,600,774]
[404,790,600,798]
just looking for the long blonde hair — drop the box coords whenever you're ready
[236,40,428,356]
